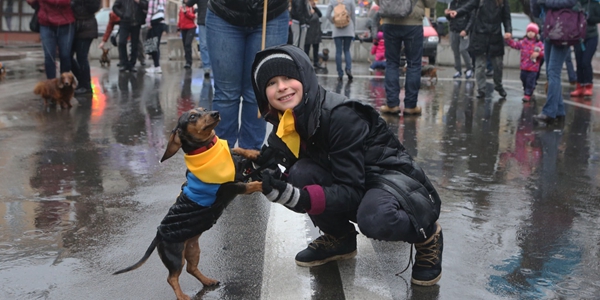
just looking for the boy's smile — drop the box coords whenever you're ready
[266,76,303,112]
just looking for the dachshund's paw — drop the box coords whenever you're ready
[232,147,260,161]
[201,277,220,287]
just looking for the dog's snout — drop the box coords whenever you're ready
[210,111,220,119]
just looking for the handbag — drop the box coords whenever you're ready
[29,4,40,33]
[144,36,159,54]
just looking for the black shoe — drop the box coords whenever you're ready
[411,222,443,286]
[295,231,358,267]
[495,86,507,98]
[140,62,146,66]
[476,90,486,99]
[345,68,353,81]
[184,64,191,69]
[338,76,343,82]
[119,66,128,72]
[129,67,137,73]
[486,69,493,77]
[74,87,92,95]
[533,113,555,124]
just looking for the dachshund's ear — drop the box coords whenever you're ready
[160,129,182,163]
[57,78,64,89]
[71,72,78,88]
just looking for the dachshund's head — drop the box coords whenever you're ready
[58,72,77,89]
[160,107,221,162]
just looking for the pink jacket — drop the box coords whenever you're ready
[370,39,385,62]
[506,37,544,72]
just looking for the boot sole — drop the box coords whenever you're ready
[411,271,442,286]
[295,250,357,267]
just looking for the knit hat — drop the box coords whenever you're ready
[253,53,301,100]
[526,23,539,35]
[377,31,383,40]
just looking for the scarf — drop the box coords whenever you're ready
[276,109,300,158]
[184,138,235,183]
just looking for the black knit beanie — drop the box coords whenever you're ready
[254,53,301,100]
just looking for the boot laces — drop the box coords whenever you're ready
[395,233,440,276]
[309,233,339,250]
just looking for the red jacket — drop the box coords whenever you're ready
[370,39,385,62]
[178,6,196,30]
[101,12,121,43]
[27,0,75,27]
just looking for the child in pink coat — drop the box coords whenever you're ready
[369,31,386,73]
[505,23,544,102]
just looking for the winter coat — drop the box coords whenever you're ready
[291,0,311,24]
[581,0,600,39]
[446,0,471,32]
[326,0,356,38]
[378,0,436,26]
[26,0,75,27]
[252,45,441,237]
[112,0,149,26]
[370,39,385,61]
[506,37,544,72]
[71,0,101,39]
[186,0,208,25]
[178,5,197,30]
[207,0,289,27]
[305,5,322,45]
[455,0,512,57]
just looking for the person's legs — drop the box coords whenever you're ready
[291,21,301,47]
[580,36,598,85]
[474,54,487,96]
[198,25,211,72]
[383,24,402,110]
[334,37,344,78]
[56,23,74,74]
[71,38,82,84]
[342,36,352,77]
[565,46,576,83]
[118,23,132,69]
[460,35,472,71]
[138,27,147,66]
[312,43,320,67]
[39,25,58,79]
[402,25,423,110]
[523,70,537,96]
[491,55,505,96]
[541,42,569,119]
[129,25,141,69]
[73,38,93,91]
[450,31,462,73]
[182,28,195,66]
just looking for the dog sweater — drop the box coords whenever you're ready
[182,138,235,206]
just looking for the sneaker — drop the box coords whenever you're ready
[145,66,155,73]
[522,95,531,102]
[465,69,473,79]
[533,113,555,124]
[128,67,137,73]
[154,66,162,74]
[452,71,462,79]
[485,69,494,77]
[411,222,443,286]
[119,66,128,72]
[403,106,422,115]
[295,231,358,267]
[380,104,400,114]
[495,86,507,98]
[369,68,374,74]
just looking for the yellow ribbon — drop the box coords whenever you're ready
[276,109,300,158]
[184,139,235,183]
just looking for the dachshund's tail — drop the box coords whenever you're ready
[113,233,160,275]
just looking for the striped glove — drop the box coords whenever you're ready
[261,173,310,212]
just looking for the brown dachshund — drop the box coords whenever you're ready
[99,48,110,67]
[33,72,78,109]
[403,64,438,84]
[113,107,262,300]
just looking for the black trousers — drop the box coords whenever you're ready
[118,22,141,69]
[181,28,195,65]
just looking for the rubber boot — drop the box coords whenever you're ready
[570,83,585,97]
[583,84,593,97]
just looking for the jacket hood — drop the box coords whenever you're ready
[252,44,325,139]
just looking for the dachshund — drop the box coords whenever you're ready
[318,48,329,68]
[113,107,262,300]
[99,48,111,67]
[402,64,438,84]
[0,62,5,81]
[33,72,78,109]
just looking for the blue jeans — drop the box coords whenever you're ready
[383,24,423,109]
[198,25,211,71]
[206,10,289,150]
[520,70,537,96]
[40,23,75,79]
[71,38,93,90]
[542,39,569,118]
[574,36,598,85]
[565,46,577,82]
[333,36,352,78]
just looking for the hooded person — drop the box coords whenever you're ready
[251,44,444,286]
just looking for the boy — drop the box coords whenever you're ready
[251,44,444,286]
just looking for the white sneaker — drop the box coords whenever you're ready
[155,66,162,74]
[146,66,155,73]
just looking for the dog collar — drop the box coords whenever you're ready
[188,136,218,155]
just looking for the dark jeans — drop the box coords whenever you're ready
[333,36,353,77]
[520,70,538,96]
[370,60,386,70]
[71,38,93,90]
[118,22,141,69]
[288,159,423,243]
[383,24,423,109]
[304,43,320,67]
[574,36,598,85]
[181,28,195,65]
[147,23,165,67]
[39,23,75,79]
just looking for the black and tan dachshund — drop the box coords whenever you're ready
[113,107,262,300]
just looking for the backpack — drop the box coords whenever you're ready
[333,0,350,28]
[378,0,416,19]
[543,5,587,46]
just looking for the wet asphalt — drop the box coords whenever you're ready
[0,60,599,300]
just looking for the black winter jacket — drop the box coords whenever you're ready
[186,0,208,26]
[71,0,101,39]
[455,0,512,57]
[208,0,288,27]
[252,45,441,238]
[446,0,471,32]
[291,0,311,24]
[305,6,322,45]
[113,0,149,26]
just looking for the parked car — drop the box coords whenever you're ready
[422,17,439,64]
[95,7,111,37]
[505,13,531,40]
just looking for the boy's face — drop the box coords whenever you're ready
[265,76,303,112]
[527,31,536,39]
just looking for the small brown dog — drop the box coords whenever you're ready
[402,64,438,84]
[318,48,330,67]
[99,48,110,67]
[33,72,78,109]
[113,108,262,300]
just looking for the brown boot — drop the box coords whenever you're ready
[403,106,422,115]
[583,84,593,97]
[380,105,400,114]
[411,222,443,286]
[570,83,585,97]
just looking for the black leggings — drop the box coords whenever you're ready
[147,23,165,67]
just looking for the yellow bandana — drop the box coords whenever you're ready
[276,109,300,158]
[184,138,235,184]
